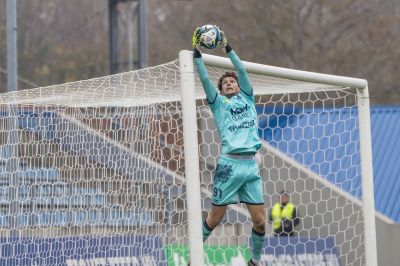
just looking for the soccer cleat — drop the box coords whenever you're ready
[248,259,257,266]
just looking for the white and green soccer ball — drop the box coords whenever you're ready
[199,25,222,49]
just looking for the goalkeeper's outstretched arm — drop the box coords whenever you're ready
[193,48,218,104]
[217,28,253,97]
[224,44,253,97]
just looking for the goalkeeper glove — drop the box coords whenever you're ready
[218,27,227,49]
[192,27,202,49]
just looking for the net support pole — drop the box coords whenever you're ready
[357,85,378,266]
[179,50,205,266]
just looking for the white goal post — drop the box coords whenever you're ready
[179,50,377,266]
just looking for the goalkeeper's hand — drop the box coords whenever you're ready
[218,27,227,49]
[192,27,202,50]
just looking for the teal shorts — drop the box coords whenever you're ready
[212,155,264,206]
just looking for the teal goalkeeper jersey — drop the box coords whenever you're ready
[194,50,261,155]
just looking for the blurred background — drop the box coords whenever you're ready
[0,0,399,104]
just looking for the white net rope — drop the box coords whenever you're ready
[0,58,364,265]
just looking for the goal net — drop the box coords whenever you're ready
[0,51,375,266]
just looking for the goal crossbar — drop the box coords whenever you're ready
[201,51,368,90]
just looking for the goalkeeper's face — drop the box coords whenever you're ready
[220,76,240,97]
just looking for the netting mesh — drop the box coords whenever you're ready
[0,58,365,265]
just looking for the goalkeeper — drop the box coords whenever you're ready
[192,27,265,266]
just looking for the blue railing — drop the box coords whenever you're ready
[0,209,153,227]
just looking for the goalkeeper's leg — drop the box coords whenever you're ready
[202,205,227,241]
[246,204,266,266]
[188,205,227,266]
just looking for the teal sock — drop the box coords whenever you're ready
[202,219,214,242]
[251,228,265,262]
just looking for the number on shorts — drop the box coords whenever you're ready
[213,187,222,199]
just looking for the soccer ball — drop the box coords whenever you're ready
[199,25,222,49]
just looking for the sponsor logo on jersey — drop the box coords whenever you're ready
[230,104,248,116]
[228,120,256,132]
[230,104,251,121]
